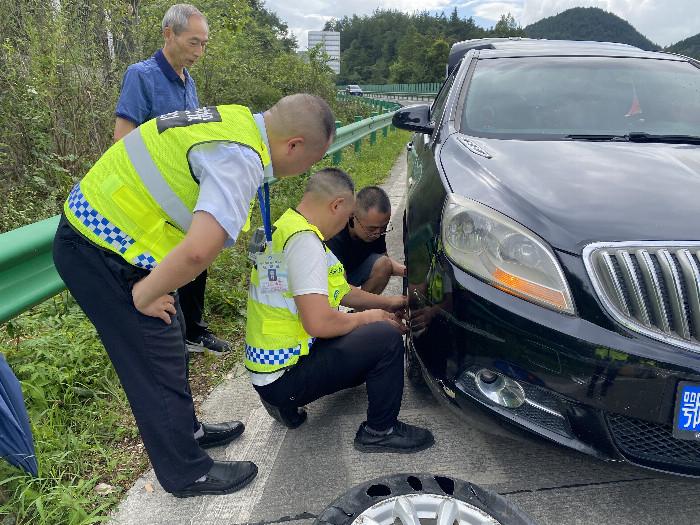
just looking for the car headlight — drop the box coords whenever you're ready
[441,193,575,314]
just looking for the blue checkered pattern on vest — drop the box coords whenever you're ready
[245,345,302,365]
[133,253,158,271]
[67,183,159,271]
[67,184,135,255]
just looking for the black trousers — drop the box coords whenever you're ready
[255,322,405,431]
[52,215,212,492]
[178,270,208,340]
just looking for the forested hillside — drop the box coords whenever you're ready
[667,33,700,59]
[324,9,523,84]
[524,7,659,50]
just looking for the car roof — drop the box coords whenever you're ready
[448,38,685,74]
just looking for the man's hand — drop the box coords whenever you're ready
[341,287,408,313]
[132,281,177,323]
[384,294,407,313]
[410,305,436,332]
[361,309,408,334]
[127,211,227,310]
[296,295,409,337]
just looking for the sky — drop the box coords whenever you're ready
[263,0,699,50]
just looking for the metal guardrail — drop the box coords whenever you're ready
[335,93,402,111]
[0,110,402,325]
[328,111,395,155]
[0,217,63,324]
[363,91,436,101]
[339,83,442,93]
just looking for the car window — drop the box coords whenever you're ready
[460,56,700,138]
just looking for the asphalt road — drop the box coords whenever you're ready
[110,153,699,525]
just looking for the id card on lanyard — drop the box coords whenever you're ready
[256,250,288,294]
[255,182,289,294]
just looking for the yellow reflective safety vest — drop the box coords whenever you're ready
[245,209,351,373]
[64,105,270,269]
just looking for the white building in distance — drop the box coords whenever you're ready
[307,31,340,74]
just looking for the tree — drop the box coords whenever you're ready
[332,8,522,84]
[492,13,525,37]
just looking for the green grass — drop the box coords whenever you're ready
[0,128,409,524]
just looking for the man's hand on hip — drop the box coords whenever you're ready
[132,284,177,324]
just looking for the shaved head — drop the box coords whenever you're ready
[266,94,335,149]
[304,168,355,201]
[297,168,356,239]
[263,94,336,178]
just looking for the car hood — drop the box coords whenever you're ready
[440,134,700,254]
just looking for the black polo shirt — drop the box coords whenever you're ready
[326,224,386,273]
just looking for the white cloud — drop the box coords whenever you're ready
[265,0,453,49]
[266,0,699,50]
[520,0,700,47]
[470,1,523,22]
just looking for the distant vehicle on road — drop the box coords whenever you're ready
[395,37,700,477]
[345,84,363,96]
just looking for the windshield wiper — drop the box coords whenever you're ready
[564,134,627,141]
[625,132,700,144]
[565,133,700,144]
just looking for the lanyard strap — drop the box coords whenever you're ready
[257,182,272,242]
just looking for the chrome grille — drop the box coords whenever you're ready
[583,242,700,352]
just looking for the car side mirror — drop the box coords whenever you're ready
[392,105,434,135]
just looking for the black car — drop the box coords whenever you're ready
[395,38,700,476]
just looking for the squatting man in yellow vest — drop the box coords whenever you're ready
[52,94,335,497]
[245,168,434,453]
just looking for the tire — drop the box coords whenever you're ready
[315,473,537,525]
[405,336,426,388]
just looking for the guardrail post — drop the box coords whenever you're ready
[354,116,362,153]
[370,111,378,145]
[332,120,343,165]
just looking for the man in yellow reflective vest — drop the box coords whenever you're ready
[245,169,434,453]
[52,94,335,497]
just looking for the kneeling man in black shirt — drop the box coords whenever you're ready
[326,186,405,294]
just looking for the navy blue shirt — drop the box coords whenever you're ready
[115,49,199,125]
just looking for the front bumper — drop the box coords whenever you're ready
[410,253,700,476]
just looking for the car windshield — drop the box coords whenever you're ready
[461,56,700,139]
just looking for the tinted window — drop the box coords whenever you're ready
[461,57,700,138]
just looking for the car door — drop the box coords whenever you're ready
[405,68,459,379]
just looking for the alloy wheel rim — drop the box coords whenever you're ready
[351,493,502,525]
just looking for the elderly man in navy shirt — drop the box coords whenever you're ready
[114,4,230,355]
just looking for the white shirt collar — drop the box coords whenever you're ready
[253,113,274,182]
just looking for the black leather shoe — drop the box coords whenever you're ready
[197,421,245,449]
[353,420,434,453]
[171,460,258,498]
[260,398,307,429]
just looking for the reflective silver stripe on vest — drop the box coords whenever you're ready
[123,128,193,232]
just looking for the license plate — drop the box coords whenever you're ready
[673,382,700,441]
